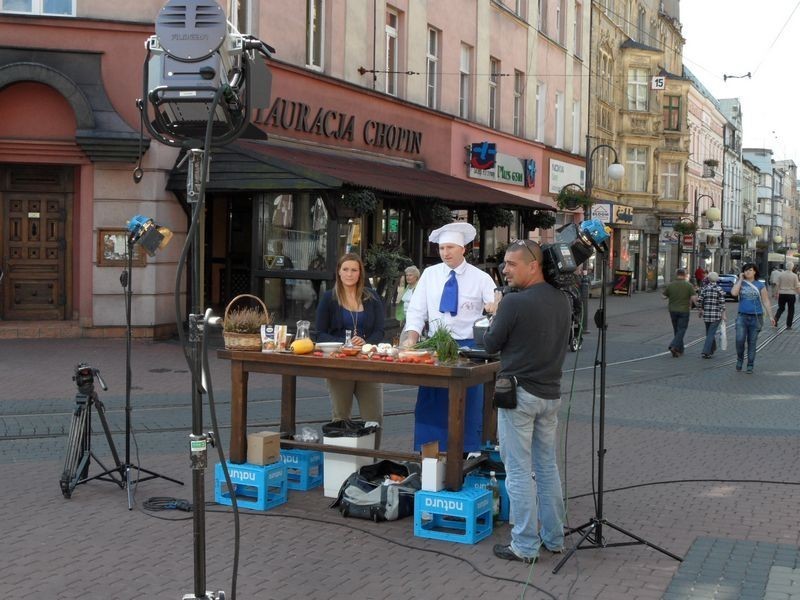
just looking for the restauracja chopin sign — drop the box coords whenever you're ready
[255,97,423,155]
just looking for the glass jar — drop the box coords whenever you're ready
[296,320,310,340]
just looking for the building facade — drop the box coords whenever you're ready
[0,0,593,336]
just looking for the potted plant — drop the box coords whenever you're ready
[476,206,514,229]
[703,159,719,167]
[556,185,591,211]
[223,294,271,351]
[413,201,453,229]
[340,188,378,217]
[728,233,747,246]
[672,220,697,235]
[521,209,556,232]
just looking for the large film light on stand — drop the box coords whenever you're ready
[128,214,173,256]
[135,2,274,598]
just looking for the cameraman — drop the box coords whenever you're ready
[483,239,571,564]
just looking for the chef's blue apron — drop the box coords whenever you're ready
[413,338,483,452]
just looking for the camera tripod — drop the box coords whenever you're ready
[552,252,683,573]
[60,364,124,499]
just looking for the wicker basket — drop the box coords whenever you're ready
[223,294,270,351]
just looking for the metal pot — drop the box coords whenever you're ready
[473,316,491,348]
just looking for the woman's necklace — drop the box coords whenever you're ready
[344,294,360,337]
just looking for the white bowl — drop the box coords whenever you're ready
[315,342,343,355]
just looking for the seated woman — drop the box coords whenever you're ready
[315,253,385,446]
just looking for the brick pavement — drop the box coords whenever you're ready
[1,290,800,599]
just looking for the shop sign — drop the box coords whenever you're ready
[660,225,679,244]
[255,96,423,155]
[470,142,496,169]
[589,202,612,224]
[548,159,585,194]
[683,234,694,248]
[613,205,634,225]
[468,151,528,187]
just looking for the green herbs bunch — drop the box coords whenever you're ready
[414,322,460,363]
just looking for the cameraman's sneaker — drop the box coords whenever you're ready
[493,544,535,564]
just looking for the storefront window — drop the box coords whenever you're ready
[338,219,362,255]
[257,192,330,322]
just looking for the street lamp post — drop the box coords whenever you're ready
[693,191,720,275]
[742,216,763,264]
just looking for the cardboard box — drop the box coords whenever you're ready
[247,430,281,465]
[421,441,446,492]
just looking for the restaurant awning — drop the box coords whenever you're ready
[167,140,554,211]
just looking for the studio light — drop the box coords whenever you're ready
[143,0,272,145]
[127,214,173,256]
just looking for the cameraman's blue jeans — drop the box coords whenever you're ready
[498,387,564,560]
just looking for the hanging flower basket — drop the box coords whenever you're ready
[521,209,556,231]
[556,185,591,211]
[672,221,697,235]
[476,206,514,229]
[728,234,747,246]
[340,189,378,216]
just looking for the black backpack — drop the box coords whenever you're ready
[330,460,421,522]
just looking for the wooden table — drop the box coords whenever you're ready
[217,350,500,491]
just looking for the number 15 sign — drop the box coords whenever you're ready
[651,76,666,90]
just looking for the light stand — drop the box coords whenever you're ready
[552,248,683,573]
[120,234,184,510]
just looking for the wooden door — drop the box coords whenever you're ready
[1,166,72,320]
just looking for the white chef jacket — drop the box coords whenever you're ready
[404,260,496,341]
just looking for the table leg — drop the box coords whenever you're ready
[229,360,249,463]
[483,377,497,443]
[445,381,466,491]
[280,375,297,437]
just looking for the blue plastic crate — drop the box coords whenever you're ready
[464,471,509,522]
[280,449,323,491]
[413,488,493,544]
[215,461,287,511]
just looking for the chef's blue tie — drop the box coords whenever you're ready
[439,270,458,316]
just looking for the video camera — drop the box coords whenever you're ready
[73,363,96,394]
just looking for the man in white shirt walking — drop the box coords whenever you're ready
[402,222,497,451]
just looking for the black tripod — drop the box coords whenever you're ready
[60,364,124,498]
[553,251,683,574]
[118,238,183,510]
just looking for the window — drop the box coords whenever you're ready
[571,100,581,153]
[306,0,324,70]
[489,58,500,129]
[626,146,648,192]
[555,92,564,148]
[556,0,565,45]
[574,2,583,57]
[538,0,547,34]
[598,51,613,102]
[513,70,524,136]
[426,27,440,109]
[1,0,73,15]
[661,161,680,199]
[515,0,524,17]
[663,95,680,131]
[385,8,399,96]
[627,68,648,111]
[459,44,472,119]
[637,6,646,43]
[535,82,546,142]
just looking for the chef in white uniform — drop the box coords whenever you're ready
[403,222,497,451]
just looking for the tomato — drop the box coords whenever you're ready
[312,351,324,357]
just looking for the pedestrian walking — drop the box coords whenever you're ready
[773,265,800,329]
[731,262,775,374]
[697,271,726,358]
[663,268,697,357]
[694,266,707,288]
[482,239,571,564]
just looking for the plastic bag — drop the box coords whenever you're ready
[295,426,320,443]
[321,419,380,438]
[719,323,728,351]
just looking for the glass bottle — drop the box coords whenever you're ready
[295,320,310,340]
[489,471,501,523]
[344,329,353,347]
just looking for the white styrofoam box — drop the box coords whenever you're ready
[421,457,445,492]
[322,432,375,498]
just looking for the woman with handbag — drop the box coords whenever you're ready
[731,262,775,373]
